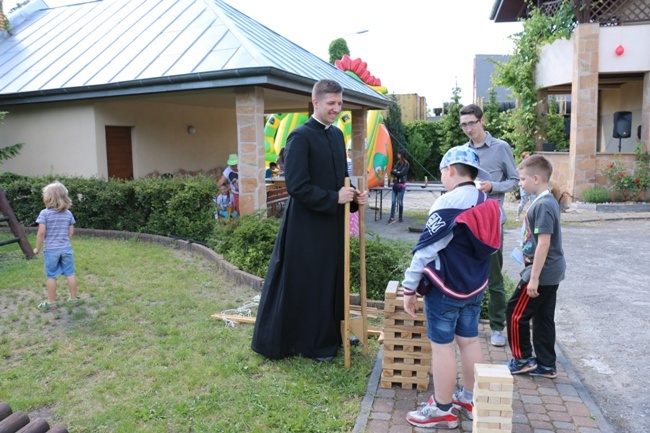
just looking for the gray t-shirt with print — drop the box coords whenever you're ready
[521,193,566,285]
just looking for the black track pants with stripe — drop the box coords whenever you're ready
[506,280,560,368]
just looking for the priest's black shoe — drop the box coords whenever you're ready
[313,356,334,362]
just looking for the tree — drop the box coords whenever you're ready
[405,120,444,181]
[403,131,431,181]
[0,111,24,166]
[384,95,406,157]
[492,1,575,155]
[483,87,507,140]
[545,96,569,151]
[438,85,467,156]
[328,38,350,64]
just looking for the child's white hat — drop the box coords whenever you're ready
[439,146,491,181]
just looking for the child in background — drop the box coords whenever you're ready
[215,184,238,220]
[33,182,79,311]
[516,151,536,221]
[217,153,239,213]
[506,154,566,378]
[265,162,278,179]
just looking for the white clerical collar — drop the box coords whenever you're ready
[311,115,331,129]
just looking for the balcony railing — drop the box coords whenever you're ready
[539,0,650,26]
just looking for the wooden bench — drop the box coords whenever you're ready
[266,187,289,217]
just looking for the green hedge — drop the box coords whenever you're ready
[0,173,218,242]
[207,211,413,301]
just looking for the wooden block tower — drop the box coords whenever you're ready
[473,363,514,432]
[380,281,431,391]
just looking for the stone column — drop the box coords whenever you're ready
[568,23,600,200]
[235,87,266,215]
[643,71,650,152]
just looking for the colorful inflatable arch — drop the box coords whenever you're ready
[263,55,393,189]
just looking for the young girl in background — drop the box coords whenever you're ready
[215,183,238,220]
[33,181,79,311]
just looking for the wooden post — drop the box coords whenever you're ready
[355,178,368,354]
[0,188,34,259]
[342,178,352,368]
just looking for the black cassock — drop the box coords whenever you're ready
[252,117,358,359]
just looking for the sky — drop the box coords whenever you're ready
[225,0,524,108]
[6,0,524,108]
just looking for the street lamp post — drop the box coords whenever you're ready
[336,29,369,40]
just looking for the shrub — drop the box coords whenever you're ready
[0,174,218,242]
[582,186,610,203]
[349,233,413,301]
[208,210,281,278]
[601,145,650,201]
[208,213,413,301]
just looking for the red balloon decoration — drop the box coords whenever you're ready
[615,45,624,56]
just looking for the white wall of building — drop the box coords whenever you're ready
[599,25,650,73]
[1,98,238,178]
[1,102,99,177]
[536,25,650,88]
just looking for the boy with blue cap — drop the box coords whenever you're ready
[402,145,502,428]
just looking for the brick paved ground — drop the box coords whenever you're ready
[354,189,648,433]
[355,323,610,433]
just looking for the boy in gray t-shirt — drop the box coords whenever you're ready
[505,155,566,378]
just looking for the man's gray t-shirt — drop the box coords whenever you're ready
[36,208,76,251]
[521,192,566,285]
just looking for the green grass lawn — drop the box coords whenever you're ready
[0,233,377,433]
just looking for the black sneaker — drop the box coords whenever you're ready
[505,357,537,374]
[529,364,557,378]
[387,218,396,225]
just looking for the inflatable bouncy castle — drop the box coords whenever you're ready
[263,55,393,189]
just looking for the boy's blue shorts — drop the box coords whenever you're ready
[43,249,75,279]
[425,288,484,344]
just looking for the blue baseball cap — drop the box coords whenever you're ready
[439,145,491,181]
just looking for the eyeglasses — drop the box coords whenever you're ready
[459,120,480,129]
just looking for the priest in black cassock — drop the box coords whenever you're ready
[252,79,368,361]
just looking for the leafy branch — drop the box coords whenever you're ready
[493,0,575,155]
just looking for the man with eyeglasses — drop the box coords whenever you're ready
[459,104,519,347]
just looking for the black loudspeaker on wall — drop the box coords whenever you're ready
[613,111,632,139]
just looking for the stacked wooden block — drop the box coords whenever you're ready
[473,363,514,432]
[380,281,431,391]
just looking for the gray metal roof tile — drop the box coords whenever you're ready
[0,0,388,107]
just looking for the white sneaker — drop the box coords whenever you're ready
[490,330,506,347]
[406,396,459,429]
[452,389,474,420]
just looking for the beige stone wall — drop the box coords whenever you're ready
[567,23,600,202]
[235,87,266,216]
[542,151,638,202]
[95,99,235,178]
